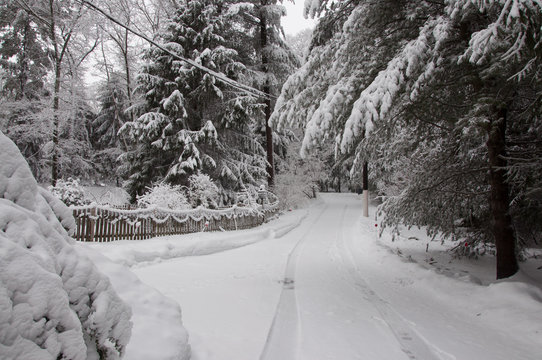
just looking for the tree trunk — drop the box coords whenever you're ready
[49,0,60,186]
[51,61,61,185]
[260,1,274,188]
[265,83,273,187]
[487,107,518,279]
[123,28,133,121]
[18,22,30,100]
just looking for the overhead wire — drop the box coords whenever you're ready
[75,0,274,100]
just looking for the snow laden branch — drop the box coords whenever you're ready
[339,16,452,152]
[453,0,542,80]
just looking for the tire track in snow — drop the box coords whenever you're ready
[337,211,446,360]
[258,205,328,360]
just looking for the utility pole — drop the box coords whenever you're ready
[362,162,369,217]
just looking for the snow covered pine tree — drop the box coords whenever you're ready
[120,0,273,204]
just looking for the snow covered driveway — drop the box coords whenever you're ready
[260,194,446,360]
[112,193,541,360]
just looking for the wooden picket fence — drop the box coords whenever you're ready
[71,202,279,242]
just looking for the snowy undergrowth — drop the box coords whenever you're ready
[84,208,308,269]
[353,211,542,360]
[373,210,542,287]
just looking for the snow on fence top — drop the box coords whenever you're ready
[71,199,280,242]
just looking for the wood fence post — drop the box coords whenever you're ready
[88,206,96,242]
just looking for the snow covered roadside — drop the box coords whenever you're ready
[83,208,308,268]
[85,207,309,360]
[85,193,542,360]
[352,208,542,360]
[372,217,542,286]
[76,245,190,360]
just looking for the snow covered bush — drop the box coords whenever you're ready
[0,131,132,359]
[274,141,327,209]
[136,183,190,210]
[49,177,89,206]
[188,172,219,209]
[274,173,310,210]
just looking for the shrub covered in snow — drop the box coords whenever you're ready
[136,183,190,210]
[0,131,132,359]
[274,141,324,210]
[188,172,219,209]
[48,177,90,206]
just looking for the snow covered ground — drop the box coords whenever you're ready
[87,193,542,360]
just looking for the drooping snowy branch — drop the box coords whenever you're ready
[340,16,452,152]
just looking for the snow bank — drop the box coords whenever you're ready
[365,213,542,358]
[78,246,191,360]
[85,209,306,268]
[0,131,131,359]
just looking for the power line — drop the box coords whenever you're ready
[77,0,275,100]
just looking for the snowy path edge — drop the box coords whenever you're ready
[84,208,309,268]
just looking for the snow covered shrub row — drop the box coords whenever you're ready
[0,131,132,359]
[137,172,220,210]
[49,171,221,211]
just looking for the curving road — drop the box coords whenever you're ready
[259,194,442,360]
[133,193,541,360]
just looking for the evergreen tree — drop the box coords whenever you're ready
[120,0,270,203]
[90,73,129,183]
[227,0,299,186]
[0,2,50,100]
[0,1,52,181]
[93,73,129,149]
[272,0,542,279]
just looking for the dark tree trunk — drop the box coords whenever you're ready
[487,107,518,279]
[260,1,274,188]
[265,84,273,187]
[362,161,369,217]
[51,60,61,185]
[17,22,30,100]
[123,28,133,122]
[49,0,61,186]
[47,0,72,185]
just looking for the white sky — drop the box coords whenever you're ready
[282,0,317,35]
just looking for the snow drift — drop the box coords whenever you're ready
[0,131,132,359]
[79,246,191,360]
